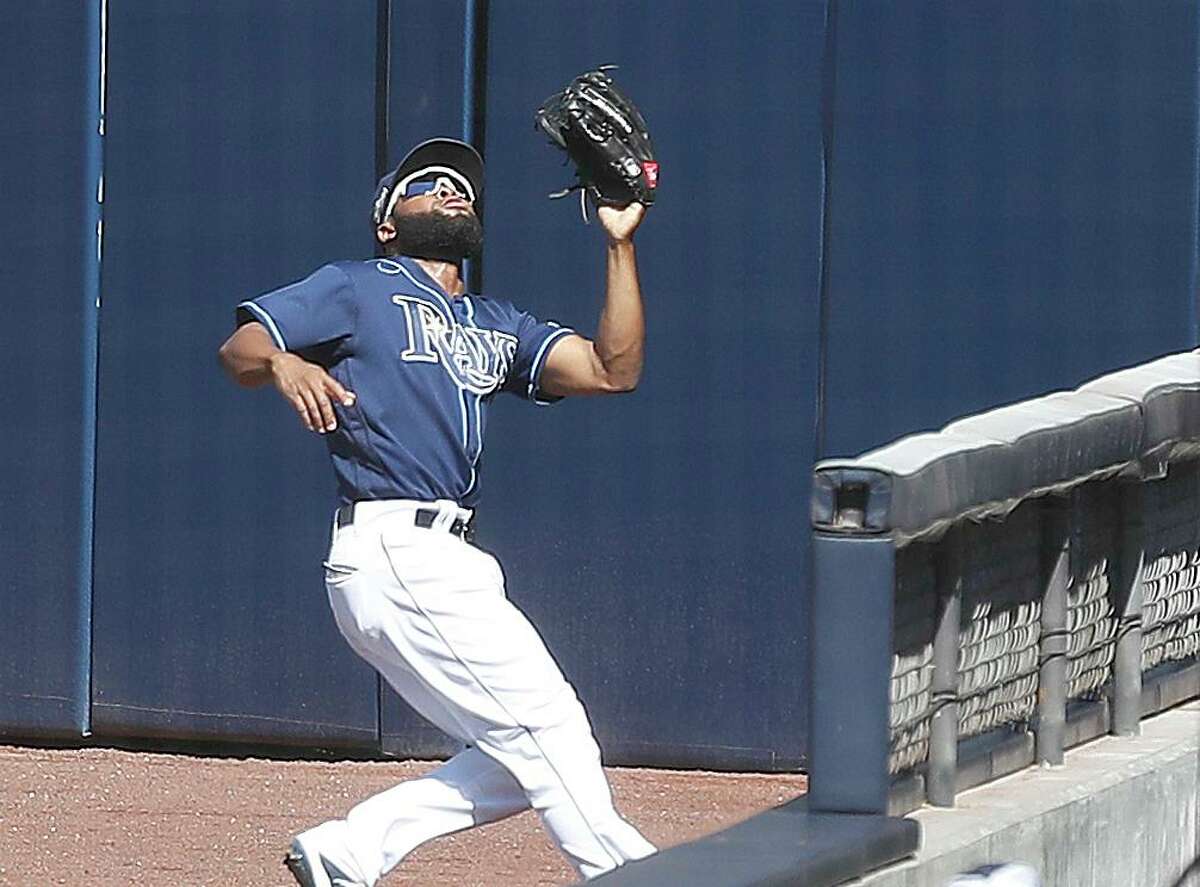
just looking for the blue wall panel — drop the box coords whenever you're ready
[821,0,1200,458]
[386,0,470,152]
[473,0,828,769]
[92,3,381,745]
[0,7,93,737]
[378,0,472,758]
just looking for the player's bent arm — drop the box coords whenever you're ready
[540,207,646,397]
[218,322,285,388]
[217,321,355,434]
[539,333,636,396]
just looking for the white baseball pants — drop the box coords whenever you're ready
[316,499,655,884]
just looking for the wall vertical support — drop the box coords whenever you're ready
[1037,495,1072,766]
[927,526,963,806]
[1112,479,1146,736]
[809,531,895,814]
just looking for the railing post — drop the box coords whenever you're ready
[927,526,963,806]
[1037,494,1071,766]
[1112,479,1145,736]
[809,531,896,814]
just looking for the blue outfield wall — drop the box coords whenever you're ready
[819,0,1200,458]
[89,3,380,746]
[474,0,828,769]
[0,6,95,738]
[1,0,1198,768]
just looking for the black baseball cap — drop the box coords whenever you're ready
[372,138,484,225]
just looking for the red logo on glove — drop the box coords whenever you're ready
[642,161,659,189]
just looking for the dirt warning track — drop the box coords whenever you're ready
[0,745,806,886]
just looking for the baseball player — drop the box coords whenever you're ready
[218,137,656,886]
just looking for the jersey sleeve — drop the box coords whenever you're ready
[236,264,356,359]
[502,307,575,405]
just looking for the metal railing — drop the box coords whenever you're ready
[810,350,1200,814]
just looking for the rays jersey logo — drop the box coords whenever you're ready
[391,295,517,395]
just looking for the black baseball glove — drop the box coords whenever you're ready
[535,66,658,219]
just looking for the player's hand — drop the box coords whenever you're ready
[268,352,356,434]
[596,202,646,245]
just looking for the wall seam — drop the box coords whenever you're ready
[80,0,108,738]
[375,0,392,182]
[1191,3,1200,346]
[372,0,393,749]
[464,0,489,294]
[814,0,839,461]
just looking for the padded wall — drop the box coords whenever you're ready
[0,7,94,737]
[91,3,380,745]
[473,0,828,768]
[4,0,1197,769]
[821,0,1200,458]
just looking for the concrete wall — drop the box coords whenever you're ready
[851,701,1200,887]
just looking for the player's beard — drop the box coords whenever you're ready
[385,209,483,262]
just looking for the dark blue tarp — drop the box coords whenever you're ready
[820,0,1200,458]
[90,3,380,746]
[0,6,93,738]
[472,0,828,769]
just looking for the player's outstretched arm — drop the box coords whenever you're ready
[218,322,355,434]
[539,202,647,397]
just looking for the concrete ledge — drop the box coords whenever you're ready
[586,799,918,886]
[851,702,1200,887]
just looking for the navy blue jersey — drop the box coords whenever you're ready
[237,257,573,507]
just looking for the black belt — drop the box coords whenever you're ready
[336,503,474,541]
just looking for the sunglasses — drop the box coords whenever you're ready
[403,175,474,202]
[375,165,479,225]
